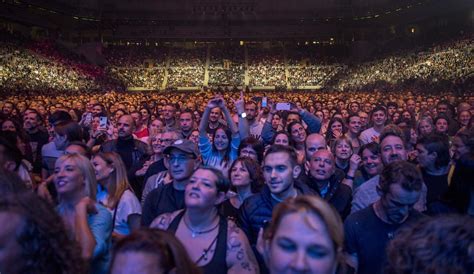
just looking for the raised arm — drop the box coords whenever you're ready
[199,99,217,137]
[217,96,239,135]
[232,90,249,139]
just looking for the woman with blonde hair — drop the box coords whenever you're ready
[262,195,346,274]
[92,152,142,239]
[54,153,112,274]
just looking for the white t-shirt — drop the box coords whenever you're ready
[359,127,380,145]
[98,189,142,235]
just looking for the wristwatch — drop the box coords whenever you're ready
[239,112,247,118]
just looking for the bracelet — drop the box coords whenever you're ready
[345,175,355,180]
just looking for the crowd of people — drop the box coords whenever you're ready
[247,46,287,86]
[1,32,472,92]
[335,37,474,91]
[208,46,245,87]
[0,39,103,92]
[0,83,473,273]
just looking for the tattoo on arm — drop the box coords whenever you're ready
[227,222,258,273]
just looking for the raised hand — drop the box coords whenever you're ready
[349,154,362,172]
[232,90,246,114]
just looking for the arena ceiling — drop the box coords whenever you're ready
[0,0,472,40]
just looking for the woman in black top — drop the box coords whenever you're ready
[219,156,263,221]
[150,166,259,274]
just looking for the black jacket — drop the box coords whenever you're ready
[239,181,317,246]
[307,173,352,220]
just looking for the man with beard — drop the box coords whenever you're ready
[162,103,180,132]
[344,161,424,274]
[351,126,427,213]
[178,109,196,139]
[244,101,264,140]
[23,110,49,174]
[206,106,225,136]
[100,115,150,175]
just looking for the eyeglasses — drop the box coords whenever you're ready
[159,138,175,143]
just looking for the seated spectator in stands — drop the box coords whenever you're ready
[415,134,451,209]
[359,106,387,145]
[220,156,263,221]
[54,153,112,274]
[150,167,259,274]
[2,119,33,163]
[0,134,32,188]
[262,196,346,274]
[110,228,200,274]
[93,152,142,239]
[344,161,424,274]
[385,214,474,274]
[142,139,200,226]
[0,192,86,274]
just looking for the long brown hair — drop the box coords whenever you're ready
[93,152,131,209]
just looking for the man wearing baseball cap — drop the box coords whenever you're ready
[142,139,201,226]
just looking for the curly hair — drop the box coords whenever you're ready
[0,193,86,274]
[385,214,474,274]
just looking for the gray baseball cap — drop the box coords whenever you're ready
[163,139,200,158]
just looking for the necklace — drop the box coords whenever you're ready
[183,214,219,238]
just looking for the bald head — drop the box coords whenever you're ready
[117,115,135,138]
[307,149,336,181]
[305,133,327,160]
